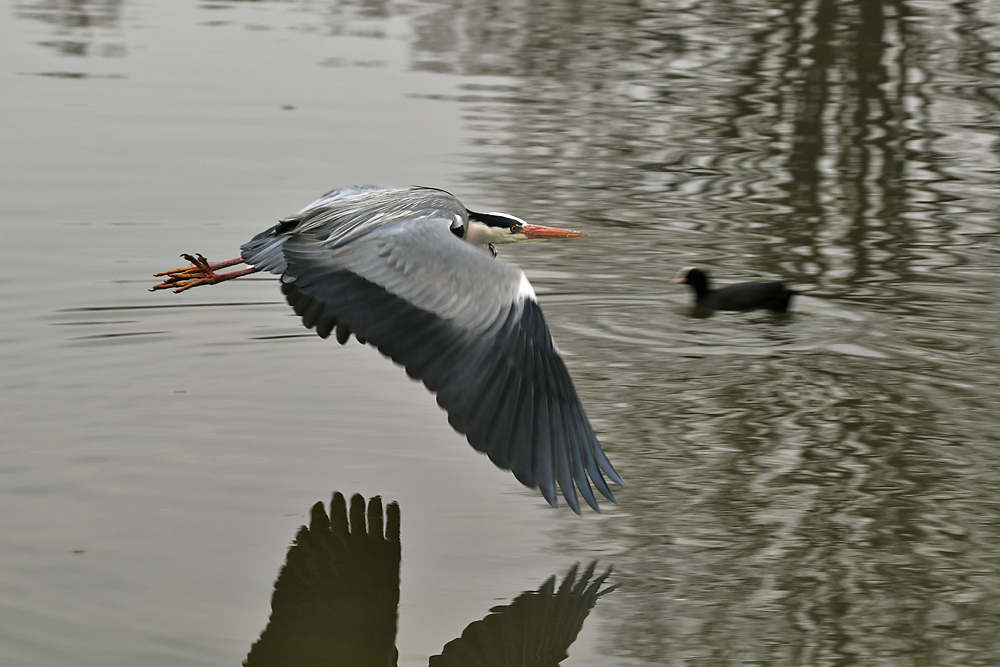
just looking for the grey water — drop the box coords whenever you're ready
[2,0,1000,665]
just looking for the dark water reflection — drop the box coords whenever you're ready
[246,492,613,667]
[15,0,125,62]
[416,0,1000,665]
[6,0,1000,665]
[406,0,1000,664]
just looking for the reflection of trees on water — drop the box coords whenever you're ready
[15,0,121,30]
[407,0,1000,298]
[15,0,1000,288]
[15,0,125,58]
[245,492,616,667]
[596,351,1000,664]
[767,0,915,295]
[402,1,1000,665]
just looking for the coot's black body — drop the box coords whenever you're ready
[672,267,796,313]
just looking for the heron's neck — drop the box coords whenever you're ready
[464,220,508,250]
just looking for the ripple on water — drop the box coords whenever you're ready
[560,292,887,363]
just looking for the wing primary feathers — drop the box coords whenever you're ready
[506,382,536,489]
[335,321,351,344]
[315,312,336,339]
[552,414,580,514]
[564,403,601,512]
[484,370,523,471]
[285,285,310,318]
[534,394,557,507]
[596,443,626,489]
[436,341,500,431]
[300,299,325,329]
[385,316,468,388]
[558,401,589,514]
[585,449,615,503]
[412,336,481,391]
[462,356,514,450]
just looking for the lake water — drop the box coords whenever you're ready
[3,0,1000,665]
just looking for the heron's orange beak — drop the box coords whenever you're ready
[521,224,587,239]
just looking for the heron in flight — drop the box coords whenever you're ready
[153,185,624,513]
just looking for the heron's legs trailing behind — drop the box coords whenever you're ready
[152,254,259,293]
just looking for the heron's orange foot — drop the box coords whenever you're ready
[152,254,221,292]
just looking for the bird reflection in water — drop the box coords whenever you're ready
[244,492,616,667]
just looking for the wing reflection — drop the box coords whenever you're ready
[245,492,401,667]
[244,492,614,667]
[429,561,616,667]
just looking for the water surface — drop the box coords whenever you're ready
[3,0,1000,665]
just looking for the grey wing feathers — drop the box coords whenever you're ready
[239,185,393,275]
[270,219,624,512]
[241,185,623,512]
[284,219,523,335]
[240,186,468,276]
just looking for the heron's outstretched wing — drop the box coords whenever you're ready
[429,561,616,667]
[277,219,623,513]
[244,492,401,667]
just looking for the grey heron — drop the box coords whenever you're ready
[153,185,624,513]
[671,267,797,313]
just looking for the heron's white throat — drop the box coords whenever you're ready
[464,217,530,251]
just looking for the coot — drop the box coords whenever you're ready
[671,266,796,313]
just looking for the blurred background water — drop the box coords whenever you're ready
[2,0,1000,665]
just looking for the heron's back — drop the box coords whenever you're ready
[240,185,469,275]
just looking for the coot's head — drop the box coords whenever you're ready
[670,266,709,293]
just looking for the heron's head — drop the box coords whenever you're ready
[463,211,586,252]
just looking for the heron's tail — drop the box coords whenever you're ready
[240,222,292,275]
